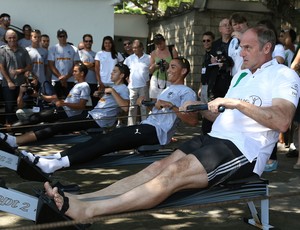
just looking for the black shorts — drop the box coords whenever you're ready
[178,135,256,187]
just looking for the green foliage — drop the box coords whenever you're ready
[115,0,194,15]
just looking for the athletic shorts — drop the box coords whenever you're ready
[178,135,256,187]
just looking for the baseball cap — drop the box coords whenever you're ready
[57,28,67,37]
[0,13,10,19]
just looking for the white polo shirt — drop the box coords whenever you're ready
[209,59,300,176]
[124,53,150,89]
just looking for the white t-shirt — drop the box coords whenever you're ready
[228,37,242,77]
[63,82,90,117]
[26,46,48,84]
[142,84,197,145]
[124,53,150,89]
[94,50,124,85]
[272,44,285,60]
[48,43,80,83]
[79,49,97,84]
[88,84,129,127]
[209,59,300,176]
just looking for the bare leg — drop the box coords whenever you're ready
[47,153,209,220]
[77,150,186,199]
[16,131,37,145]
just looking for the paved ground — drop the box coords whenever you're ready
[0,123,300,230]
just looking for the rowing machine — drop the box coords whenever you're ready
[0,139,51,182]
[0,178,85,229]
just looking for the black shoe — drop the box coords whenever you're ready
[286,149,299,158]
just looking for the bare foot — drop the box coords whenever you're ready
[52,186,93,220]
[44,181,55,198]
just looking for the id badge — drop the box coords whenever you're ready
[201,67,206,74]
[32,107,40,113]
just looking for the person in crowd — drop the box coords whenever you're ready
[40,34,50,50]
[26,29,48,84]
[149,34,178,100]
[95,36,124,91]
[121,39,133,59]
[281,29,297,67]
[198,31,215,103]
[0,29,32,125]
[8,57,197,174]
[0,13,10,43]
[78,34,97,107]
[228,13,249,76]
[8,62,90,129]
[39,26,299,221]
[15,72,57,123]
[18,24,32,48]
[40,34,51,81]
[124,40,151,125]
[48,29,81,98]
[5,63,129,146]
[201,18,233,134]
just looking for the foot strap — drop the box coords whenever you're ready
[35,190,88,229]
[17,154,51,182]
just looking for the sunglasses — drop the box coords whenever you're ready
[202,39,211,43]
[84,40,93,43]
[123,42,131,46]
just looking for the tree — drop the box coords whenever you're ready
[262,0,298,23]
[115,0,194,18]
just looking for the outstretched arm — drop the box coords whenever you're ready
[156,99,198,126]
[208,97,296,133]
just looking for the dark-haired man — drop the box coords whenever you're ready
[18,24,32,48]
[121,39,133,59]
[0,13,10,43]
[78,34,97,106]
[15,58,197,174]
[48,29,81,98]
[198,31,215,103]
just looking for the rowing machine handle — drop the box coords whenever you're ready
[186,104,225,113]
[142,100,156,107]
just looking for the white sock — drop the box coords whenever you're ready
[0,133,18,148]
[20,150,35,162]
[40,152,61,159]
[36,156,70,174]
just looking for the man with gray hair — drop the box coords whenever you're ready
[0,29,31,124]
[41,26,300,221]
[124,39,151,125]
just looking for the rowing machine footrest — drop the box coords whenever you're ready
[35,191,87,229]
[16,155,52,182]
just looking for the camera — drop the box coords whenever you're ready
[25,73,35,96]
[216,51,226,63]
[156,59,166,72]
